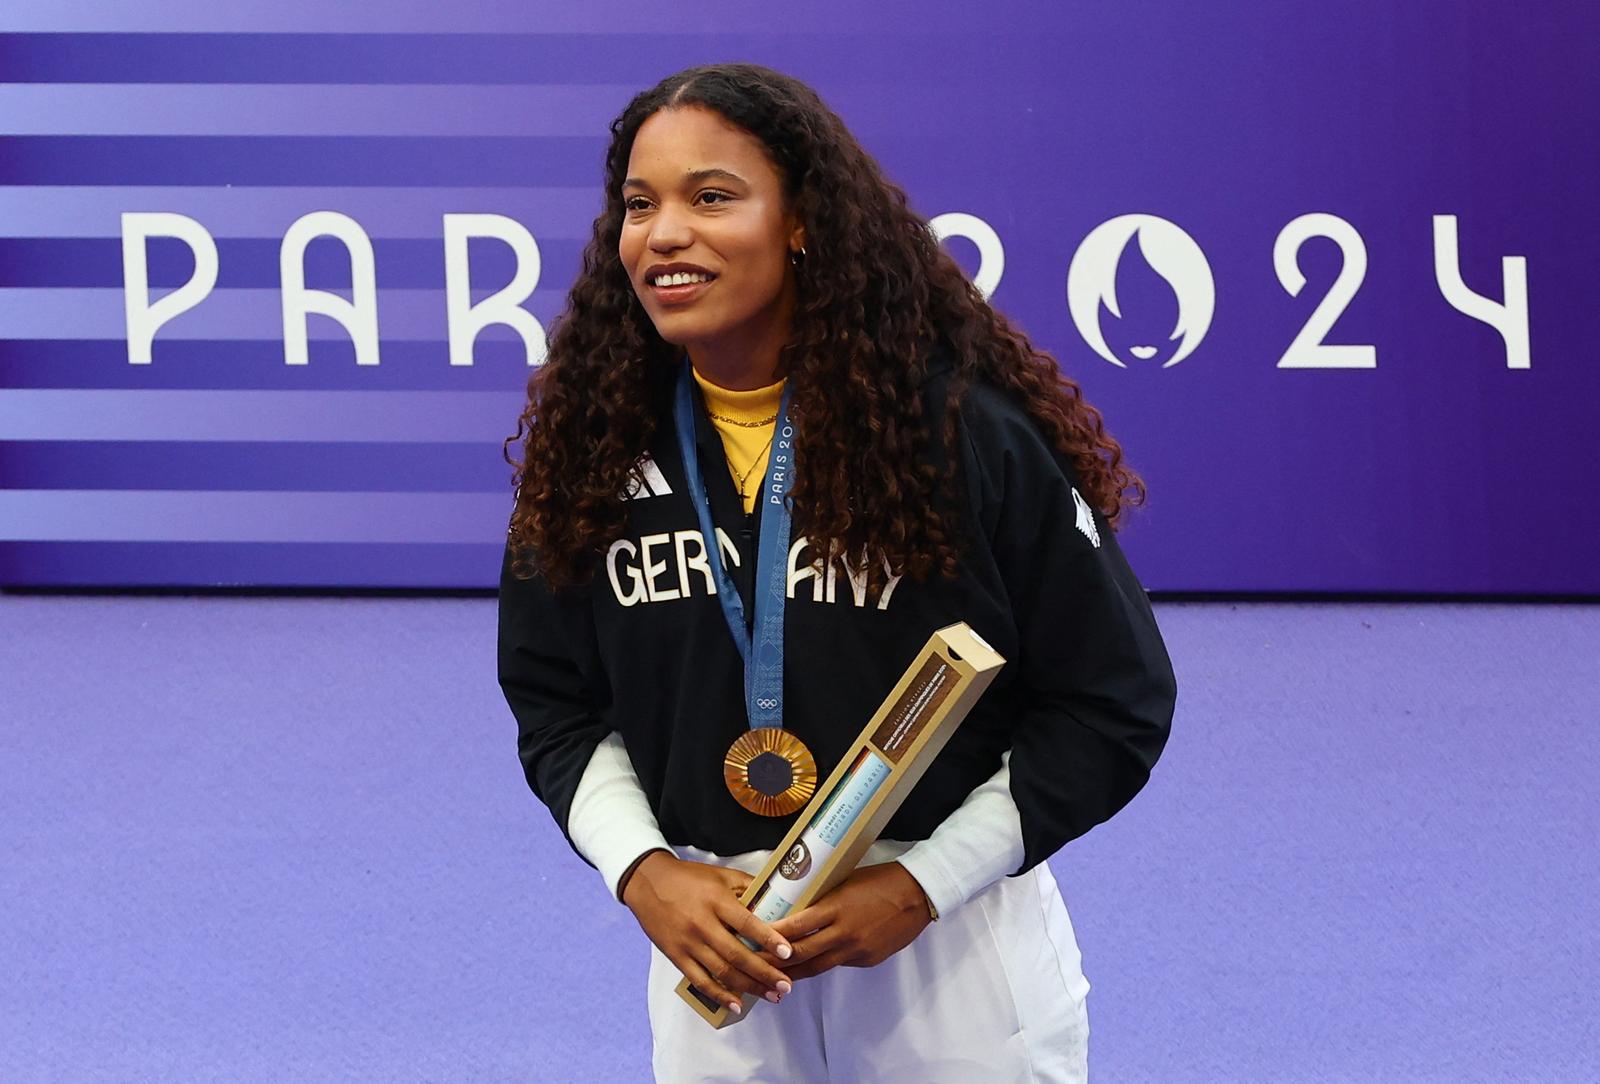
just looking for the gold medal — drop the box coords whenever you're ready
[724,728,818,817]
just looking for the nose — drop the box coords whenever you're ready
[647,200,694,253]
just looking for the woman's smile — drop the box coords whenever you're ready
[652,276,714,304]
[648,267,719,305]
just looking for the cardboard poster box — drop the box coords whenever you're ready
[677,621,1005,1028]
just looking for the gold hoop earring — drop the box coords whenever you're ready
[789,245,807,266]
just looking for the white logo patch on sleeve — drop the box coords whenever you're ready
[622,454,673,500]
[1071,486,1102,549]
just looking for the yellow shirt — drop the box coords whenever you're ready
[690,366,784,515]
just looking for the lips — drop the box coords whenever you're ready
[645,261,715,281]
[649,275,715,305]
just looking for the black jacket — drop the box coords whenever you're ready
[497,357,1177,875]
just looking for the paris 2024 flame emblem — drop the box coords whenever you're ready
[778,841,812,881]
[1067,214,1215,369]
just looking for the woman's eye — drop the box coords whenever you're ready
[623,192,727,212]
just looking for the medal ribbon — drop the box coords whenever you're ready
[673,358,794,732]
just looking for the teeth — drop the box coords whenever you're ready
[653,271,712,287]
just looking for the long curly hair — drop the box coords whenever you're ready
[505,62,1145,592]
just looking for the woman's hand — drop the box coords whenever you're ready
[765,861,935,981]
[621,850,796,1014]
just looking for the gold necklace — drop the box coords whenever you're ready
[729,436,775,500]
[708,410,778,429]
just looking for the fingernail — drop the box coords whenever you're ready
[765,991,781,1003]
[776,980,792,995]
[727,1001,742,1015]
[775,943,792,960]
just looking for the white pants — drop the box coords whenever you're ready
[646,841,1091,1083]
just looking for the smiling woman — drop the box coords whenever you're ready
[617,108,806,392]
[497,62,1176,1083]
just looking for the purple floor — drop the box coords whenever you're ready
[2,596,1597,1081]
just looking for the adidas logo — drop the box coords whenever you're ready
[623,455,674,500]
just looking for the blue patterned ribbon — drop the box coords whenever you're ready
[672,358,794,731]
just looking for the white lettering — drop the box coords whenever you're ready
[1274,213,1376,369]
[715,527,740,571]
[604,530,897,611]
[442,212,548,367]
[639,532,679,601]
[787,538,826,602]
[121,212,219,365]
[605,539,646,606]
[768,455,789,502]
[841,553,870,607]
[674,529,716,596]
[1432,214,1530,369]
[838,549,903,610]
[929,211,1005,300]
[280,211,380,366]
[876,565,903,610]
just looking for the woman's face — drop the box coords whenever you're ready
[618,105,804,357]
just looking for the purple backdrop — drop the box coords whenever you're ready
[2,2,1595,591]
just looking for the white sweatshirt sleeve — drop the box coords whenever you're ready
[565,732,672,902]
[893,749,1025,919]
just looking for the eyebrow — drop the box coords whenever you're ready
[621,167,747,191]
